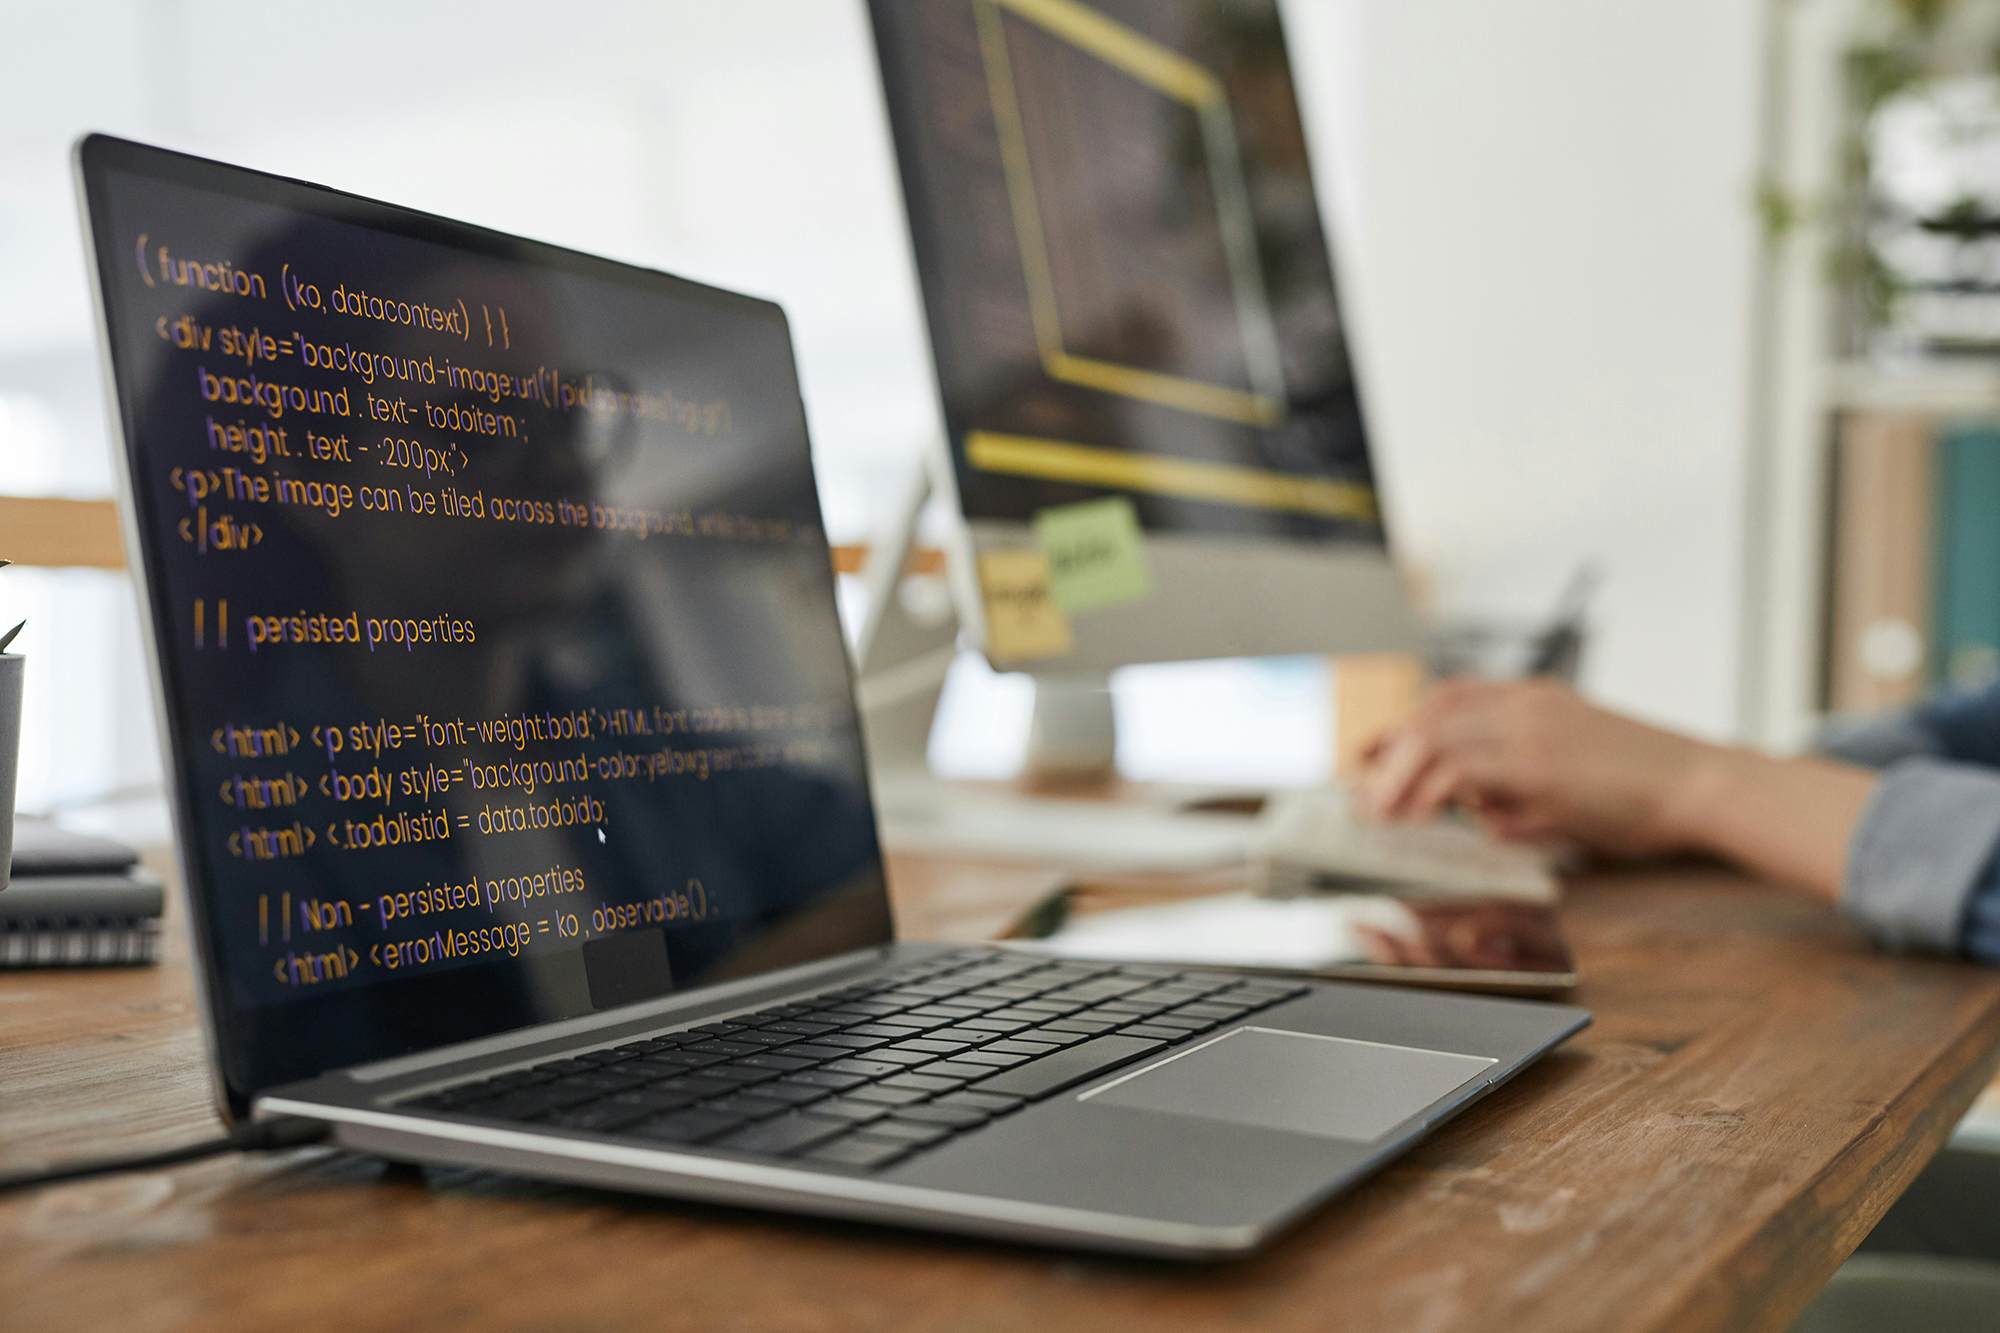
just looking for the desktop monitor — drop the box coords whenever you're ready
[868,0,1420,677]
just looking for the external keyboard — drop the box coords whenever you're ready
[403,948,1308,1173]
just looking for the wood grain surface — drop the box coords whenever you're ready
[4,857,1999,1333]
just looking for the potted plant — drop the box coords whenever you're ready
[0,561,21,893]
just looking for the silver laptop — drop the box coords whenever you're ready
[77,135,1587,1259]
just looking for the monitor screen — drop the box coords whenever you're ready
[78,137,893,1106]
[870,0,1384,546]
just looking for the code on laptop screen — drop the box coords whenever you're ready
[79,137,893,1101]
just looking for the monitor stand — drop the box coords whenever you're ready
[850,457,1257,871]
[1023,674,1116,787]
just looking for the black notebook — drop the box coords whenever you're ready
[4,818,163,967]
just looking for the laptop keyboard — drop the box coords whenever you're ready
[401,948,1309,1173]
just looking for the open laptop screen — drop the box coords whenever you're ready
[78,136,893,1107]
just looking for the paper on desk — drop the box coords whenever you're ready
[1033,496,1150,614]
[977,549,1074,662]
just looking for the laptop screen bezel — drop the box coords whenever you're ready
[74,133,896,1119]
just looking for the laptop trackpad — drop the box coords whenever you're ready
[1077,1026,1497,1142]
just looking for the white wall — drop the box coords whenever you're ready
[0,0,1768,809]
[1292,1,1766,738]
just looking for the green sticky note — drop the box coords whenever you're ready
[1034,496,1151,614]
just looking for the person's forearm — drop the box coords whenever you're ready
[1666,747,1877,901]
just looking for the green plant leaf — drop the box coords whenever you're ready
[0,620,22,654]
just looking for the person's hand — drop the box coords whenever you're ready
[1354,678,1724,859]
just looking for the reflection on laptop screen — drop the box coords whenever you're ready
[78,138,892,1100]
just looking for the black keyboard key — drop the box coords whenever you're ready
[762,1020,837,1036]
[735,1053,817,1072]
[894,981,964,998]
[687,1039,762,1057]
[1043,980,1146,1002]
[955,989,1030,1005]
[699,1094,790,1121]
[912,1060,999,1080]
[899,1005,981,1022]
[951,1050,1029,1069]
[977,1007,1050,1022]
[924,1027,1004,1044]
[634,1050,727,1070]
[1017,1027,1088,1047]
[713,1115,849,1156]
[689,1065,777,1087]
[928,998,1003,1014]
[606,1088,704,1114]
[726,1030,800,1047]
[982,1039,1061,1056]
[1087,1003,1162,1020]
[783,1069,870,1091]
[1175,1003,1240,1020]
[797,1005,872,1022]
[812,1033,889,1051]
[857,1118,954,1145]
[888,1104,991,1129]
[647,1072,743,1098]
[455,1087,578,1119]
[1123,1023,1194,1042]
[1042,1018,1118,1035]
[857,1048,936,1067]
[885,1038,974,1056]
[822,999,903,1018]
[803,1098,891,1124]
[741,1081,831,1107]
[588,1048,651,1063]
[969,1035,1168,1100]
[960,1017,1031,1035]
[816,1057,903,1078]
[803,1135,913,1171]
[773,1043,851,1062]
[890,1014,958,1031]
[691,1022,748,1036]
[879,1073,963,1093]
[543,1102,654,1132]
[935,1091,1025,1115]
[1123,987,1201,1006]
[1147,1014,1216,1033]
[629,1108,741,1143]
[842,1023,929,1040]
[845,1084,931,1106]
[551,1071,648,1093]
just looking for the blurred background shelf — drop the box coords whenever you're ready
[0,495,124,570]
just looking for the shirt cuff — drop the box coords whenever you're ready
[1843,759,2000,953]
[1813,711,1941,769]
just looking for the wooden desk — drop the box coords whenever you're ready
[5,859,2000,1333]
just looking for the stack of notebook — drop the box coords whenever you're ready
[2,817,163,967]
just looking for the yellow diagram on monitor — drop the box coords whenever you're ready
[975,0,1286,427]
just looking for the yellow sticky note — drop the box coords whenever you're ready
[1034,496,1151,613]
[978,549,1074,663]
